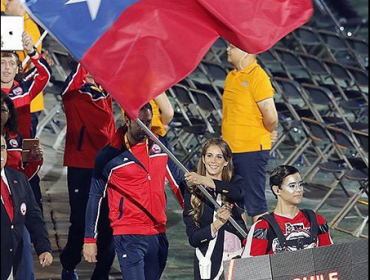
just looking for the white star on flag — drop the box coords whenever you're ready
[65,0,102,20]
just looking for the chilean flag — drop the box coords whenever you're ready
[21,0,313,119]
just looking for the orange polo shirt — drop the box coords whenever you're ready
[222,61,274,153]
[150,100,166,137]
[16,14,44,113]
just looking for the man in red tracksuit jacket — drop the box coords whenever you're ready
[59,63,116,280]
[83,103,185,280]
[1,31,51,217]
[1,32,51,139]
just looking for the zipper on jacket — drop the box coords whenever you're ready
[124,140,154,231]
[131,158,151,182]
[148,155,152,235]
[126,147,151,181]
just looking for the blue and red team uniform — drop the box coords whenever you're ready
[59,63,117,279]
[243,211,333,257]
[85,126,185,280]
[2,55,51,139]
[61,63,116,169]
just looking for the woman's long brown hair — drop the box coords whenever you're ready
[189,139,234,227]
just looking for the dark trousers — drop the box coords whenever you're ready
[15,228,35,280]
[30,112,43,212]
[114,234,169,280]
[60,167,115,279]
[31,112,41,139]
[233,150,270,217]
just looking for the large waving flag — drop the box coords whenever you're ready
[21,0,313,119]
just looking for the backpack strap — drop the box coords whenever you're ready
[260,210,320,252]
[301,209,319,244]
[259,213,288,251]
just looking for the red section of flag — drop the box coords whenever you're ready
[82,0,219,119]
[198,0,314,54]
[81,0,313,119]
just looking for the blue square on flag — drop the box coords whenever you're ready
[26,0,141,59]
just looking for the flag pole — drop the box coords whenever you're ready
[22,30,49,68]
[137,119,248,239]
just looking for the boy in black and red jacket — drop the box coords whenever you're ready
[243,165,333,257]
[83,103,185,280]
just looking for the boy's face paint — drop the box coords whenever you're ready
[282,181,304,194]
[278,173,304,205]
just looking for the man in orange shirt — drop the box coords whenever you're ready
[222,44,278,223]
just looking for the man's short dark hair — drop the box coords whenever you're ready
[125,103,153,121]
[270,165,300,198]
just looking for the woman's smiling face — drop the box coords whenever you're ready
[202,145,228,179]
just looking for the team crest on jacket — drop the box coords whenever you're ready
[9,139,19,148]
[152,144,162,154]
[13,87,24,96]
[20,203,27,215]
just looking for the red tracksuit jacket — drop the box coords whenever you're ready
[61,64,115,169]
[2,56,51,138]
[84,127,185,242]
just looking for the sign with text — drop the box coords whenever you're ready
[224,239,368,280]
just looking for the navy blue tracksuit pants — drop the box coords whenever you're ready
[60,167,115,279]
[114,234,169,280]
